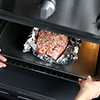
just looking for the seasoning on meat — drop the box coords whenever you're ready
[36,30,69,60]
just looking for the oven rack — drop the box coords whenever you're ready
[3,54,83,84]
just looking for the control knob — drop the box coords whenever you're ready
[40,0,56,19]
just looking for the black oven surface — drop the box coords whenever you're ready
[0,60,80,100]
[0,21,100,80]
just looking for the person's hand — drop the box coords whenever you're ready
[74,76,100,100]
[0,49,7,68]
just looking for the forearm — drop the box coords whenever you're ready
[75,76,100,100]
[74,88,91,100]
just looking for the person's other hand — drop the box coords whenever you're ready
[0,49,7,68]
[75,76,100,100]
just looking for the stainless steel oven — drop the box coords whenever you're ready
[0,0,100,100]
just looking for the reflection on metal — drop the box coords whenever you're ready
[70,41,99,77]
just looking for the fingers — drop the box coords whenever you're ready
[0,49,7,68]
[0,62,6,67]
[79,76,92,85]
[79,78,83,86]
[87,75,92,81]
[0,55,7,62]
[0,55,7,67]
[0,49,7,62]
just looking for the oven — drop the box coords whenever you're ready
[0,0,100,100]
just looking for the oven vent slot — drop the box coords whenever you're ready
[5,55,82,83]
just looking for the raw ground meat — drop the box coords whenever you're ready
[36,30,69,60]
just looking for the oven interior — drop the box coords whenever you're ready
[0,19,100,83]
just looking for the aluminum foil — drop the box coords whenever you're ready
[23,27,82,65]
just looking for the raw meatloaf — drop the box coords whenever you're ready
[36,30,69,60]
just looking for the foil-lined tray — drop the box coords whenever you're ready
[23,27,82,65]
